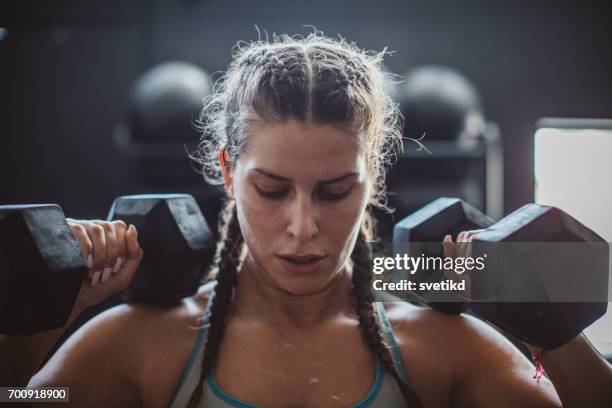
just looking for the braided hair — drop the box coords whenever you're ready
[351,214,422,407]
[187,200,242,407]
[188,30,421,407]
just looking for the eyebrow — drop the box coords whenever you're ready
[252,168,358,185]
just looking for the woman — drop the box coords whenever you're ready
[28,32,611,407]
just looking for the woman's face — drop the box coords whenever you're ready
[225,120,371,295]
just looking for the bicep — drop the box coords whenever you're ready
[28,311,141,407]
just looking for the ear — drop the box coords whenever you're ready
[218,147,234,198]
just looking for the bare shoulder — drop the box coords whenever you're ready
[30,282,216,407]
[382,302,560,407]
[383,301,515,355]
[382,300,531,372]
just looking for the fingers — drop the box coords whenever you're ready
[444,230,484,257]
[94,221,129,281]
[112,220,127,274]
[96,222,117,283]
[67,222,94,269]
[456,231,471,259]
[441,232,474,300]
[117,225,144,283]
[67,219,140,287]
[125,224,143,261]
[443,234,455,257]
[85,223,106,285]
[442,235,456,280]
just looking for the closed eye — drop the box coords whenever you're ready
[316,187,352,201]
[255,186,289,199]
[254,186,352,201]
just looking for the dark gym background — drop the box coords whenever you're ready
[1,0,611,218]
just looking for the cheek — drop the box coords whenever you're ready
[320,189,369,245]
[234,184,278,244]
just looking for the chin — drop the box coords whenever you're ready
[268,258,340,296]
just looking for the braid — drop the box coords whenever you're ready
[187,200,243,408]
[352,216,423,408]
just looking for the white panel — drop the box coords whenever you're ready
[535,127,612,354]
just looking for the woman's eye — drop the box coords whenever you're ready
[254,185,352,201]
[317,188,352,201]
[255,186,288,199]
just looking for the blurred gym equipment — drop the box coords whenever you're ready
[377,65,503,240]
[113,61,224,237]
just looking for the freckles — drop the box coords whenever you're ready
[238,196,274,239]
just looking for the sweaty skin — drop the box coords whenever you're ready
[28,120,567,407]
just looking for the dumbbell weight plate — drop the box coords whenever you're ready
[0,205,87,334]
[107,194,215,306]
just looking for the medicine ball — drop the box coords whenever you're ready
[127,61,212,143]
[398,65,485,142]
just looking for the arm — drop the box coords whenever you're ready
[0,305,85,386]
[455,315,611,407]
[28,305,143,407]
[528,334,612,408]
[388,303,561,407]
[443,232,612,407]
[453,314,562,408]
[0,220,142,386]
[28,288,212,407]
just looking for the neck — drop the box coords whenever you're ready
[231,256,355,326]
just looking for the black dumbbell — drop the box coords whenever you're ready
[469,204,608,349]
[392,197,609,349]
[392,197,495,314]
[0,204,87,334]
[107,194,215,305]
[0,194,215,335]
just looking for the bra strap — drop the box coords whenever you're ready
[374,301,408,381]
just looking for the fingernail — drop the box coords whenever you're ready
[102,268,112,283]
[91,271,101,286]
[87,254,93,268]
[113,257,123,274]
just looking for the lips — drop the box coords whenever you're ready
[279,254,325,263]
[277,254,327,274]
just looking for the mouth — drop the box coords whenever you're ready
[277,254,327,274]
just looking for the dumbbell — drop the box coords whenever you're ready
[0,194,215,335]
[107,194,214,305]
[392,197,609,349]
[469,204,608,349]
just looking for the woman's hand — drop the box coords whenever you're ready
[441,230,484,300]
[66,219,143,312]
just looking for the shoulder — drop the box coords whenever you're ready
[382,302,560,407]
[382,300,526,371]
[30,282,216,406]
[65,280,215,361]
[383,301,512,355]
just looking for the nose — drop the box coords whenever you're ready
[286,192,319,241]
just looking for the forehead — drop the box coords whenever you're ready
[238,120,365,178]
